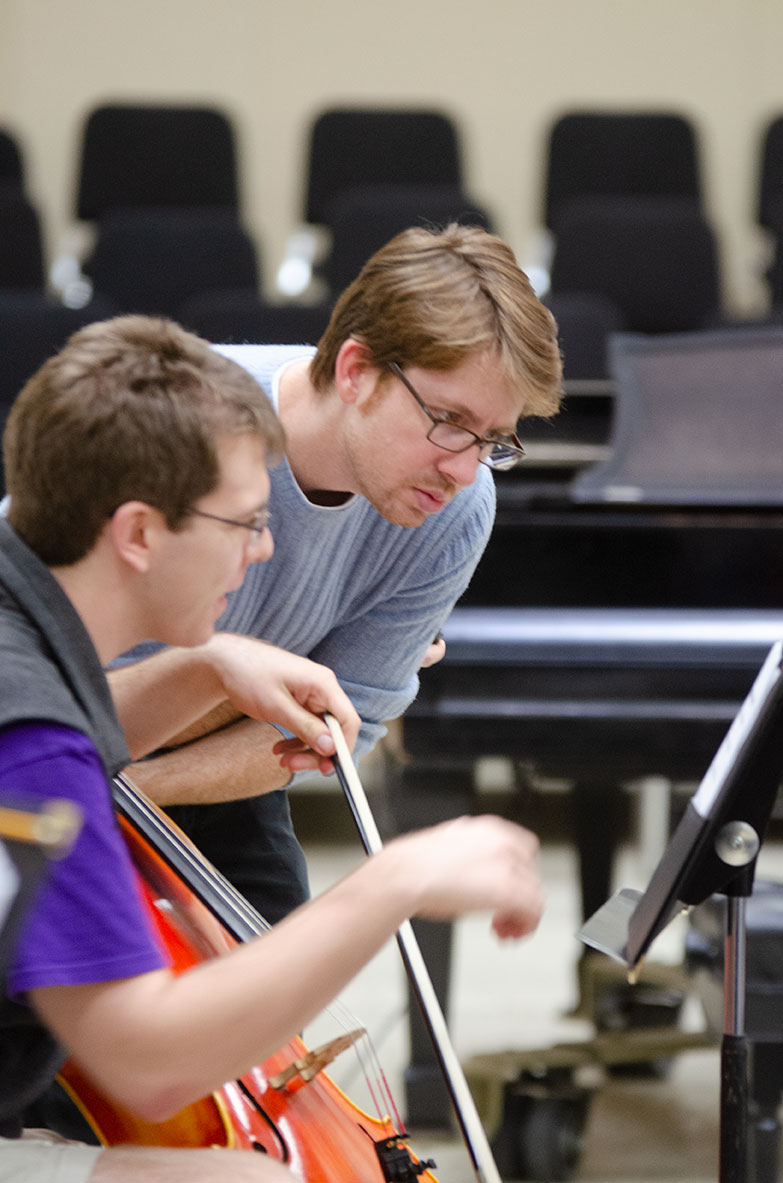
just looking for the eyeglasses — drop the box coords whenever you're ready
[387,362,525,471]
[187,506,271,545]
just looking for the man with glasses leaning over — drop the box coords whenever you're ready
[111,222,564,925]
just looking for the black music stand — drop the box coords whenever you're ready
[578,640,783,1183]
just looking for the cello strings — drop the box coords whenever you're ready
[113,773,405,1130]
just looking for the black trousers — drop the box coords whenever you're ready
[166,788,311,925]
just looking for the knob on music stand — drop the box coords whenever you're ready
[578,640,783,1183]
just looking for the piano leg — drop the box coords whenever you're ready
[569,779,624,921]
[381,744,476,1128]
[570,780,627,1022]
[406,916,456,1127]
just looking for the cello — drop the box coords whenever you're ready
[60,723,505,1183]
[58,772,437,1183]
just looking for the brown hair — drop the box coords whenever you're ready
[4,315,284,565]
[311,223,563,417]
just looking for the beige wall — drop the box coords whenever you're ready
[3,0,783,314]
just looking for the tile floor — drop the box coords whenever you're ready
[293,770,783,1183]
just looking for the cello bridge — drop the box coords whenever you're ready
[268,1029,365,1089]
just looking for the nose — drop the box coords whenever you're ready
[434,445,481,488]
[247,526,274,565]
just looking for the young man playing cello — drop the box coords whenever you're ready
[0,315,544,1182]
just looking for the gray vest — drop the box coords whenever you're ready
[0,519,130,1132]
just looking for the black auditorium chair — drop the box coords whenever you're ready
[762,243,783,307]
[756,115,783,306]
[543,291,625,380]
[0,128,25,191]
[178,289,331,346]
[549,195,722,334]
[320,183,494,295]
[572,324,783,505]
[543,109,704,231]
[85,208,259,320]
[757,114,783,236]
[0,292,117,492]
[303,106,463,229]
[512,292,622,472]
[0,190,45,291]
[75,103,240,222]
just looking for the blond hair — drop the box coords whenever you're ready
[311,223,562,418]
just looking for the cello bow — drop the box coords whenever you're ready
[324,714,503,1183]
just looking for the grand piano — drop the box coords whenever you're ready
[382,326,783,1127]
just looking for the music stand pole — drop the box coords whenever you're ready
[718,855,756,1183]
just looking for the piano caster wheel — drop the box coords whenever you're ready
[595,980,685,1080]
[490,1070,591,1182]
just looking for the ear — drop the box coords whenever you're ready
[333,337,379,406]
[108,502,164,574]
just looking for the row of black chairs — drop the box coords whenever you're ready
[0,187,619,382]
[0,182,494,325]
[0,105,777,284]
[81,105,489,304]
[1,104,783,405]
[0,103,494,323]
[61,105,783,264]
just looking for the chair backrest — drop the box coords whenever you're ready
[178,290,330,346]
[755,116,783,304]
[549,196,721,334]
[320,183,493,295]
[763,244,783,307]
[0,129,24,190]
[0,191,44,290]
[544,110,703,231]
[543,291,626,380]
[75,104,240,221]
[758,115,783,230]
[0,292,118,492]
[86,209,258,319]
[304,107,463,226]
[571,326,783,505]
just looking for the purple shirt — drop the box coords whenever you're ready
[1,721,166,1001]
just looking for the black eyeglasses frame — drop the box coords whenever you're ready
[187,506,271,544]
[387,362,525,471]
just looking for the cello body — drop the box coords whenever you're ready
[58,781,437,1183]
